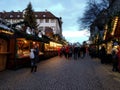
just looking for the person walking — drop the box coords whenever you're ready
[30,47,36,72]
[111,47,118,72]
[34,44,39,72]
[65,45,70,59]
[99,46,107,64]
[81,45,86,59]
[73,46,79,60]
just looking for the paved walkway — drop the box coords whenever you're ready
[0,55,120,90]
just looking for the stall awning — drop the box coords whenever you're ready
[0,23,14,39]
[14,29,44,42]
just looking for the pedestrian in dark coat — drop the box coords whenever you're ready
[81,45,86,59]
[112,49,118,72]
[74,46,79,60]
[65,45,70,59]
[33,45,39,72]
[99,46,107,64]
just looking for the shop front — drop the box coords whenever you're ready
[102,16,120,64]
[16,38,44,67]
[43,41,63,59]
[6,29,44,69]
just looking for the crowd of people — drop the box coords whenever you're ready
[58,44,87,60]
[111,45,120,73]
[98,45,120,73]
[87,44,120,73]
[29,42,120,73]
[58,43,120,73]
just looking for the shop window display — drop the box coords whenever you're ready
[17,38,30,58]
[16,38,44,58]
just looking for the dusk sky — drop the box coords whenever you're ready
[0,0,90,44]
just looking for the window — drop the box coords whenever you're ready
[40,19,44,23]
[10,15,13,18]
[36,19,40,23]
[45,19,49,23]
[51,19,55,23]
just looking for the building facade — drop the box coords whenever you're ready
[0,10,63,37]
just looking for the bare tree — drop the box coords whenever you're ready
[77,0,109,30]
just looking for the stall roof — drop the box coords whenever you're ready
[0,23,13,31]
[14,29,43,41]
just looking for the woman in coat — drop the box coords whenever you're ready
[99,46,107,64]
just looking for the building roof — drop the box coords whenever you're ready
[0,18,13,31]
[0,11,23,19]
[0,11,57,19]
[35,11,57,19]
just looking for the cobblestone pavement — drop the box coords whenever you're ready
[0,55,120,90]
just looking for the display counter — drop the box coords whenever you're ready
[17,51,44,59]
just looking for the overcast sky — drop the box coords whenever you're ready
[0,0,89,44]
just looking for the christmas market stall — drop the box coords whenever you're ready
[7,23,44,69]
[6,21,64,69]
[102,16,120,64]
[43,35,63,59]
[0,21,14,71]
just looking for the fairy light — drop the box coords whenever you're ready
[111,16,119,35]
[103,25,107,40]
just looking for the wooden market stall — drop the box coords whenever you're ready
[2,21,64,70]
[7,29,44,69]
[0,24,14,71]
